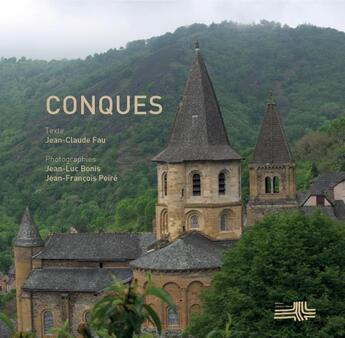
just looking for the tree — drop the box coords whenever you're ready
[188,211,345,338]
[81,275,175,337]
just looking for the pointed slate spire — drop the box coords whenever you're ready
[252,94,293,164]
[14,208,44,247]
[153,43,241,163]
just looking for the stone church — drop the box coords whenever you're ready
[14,44,300,337]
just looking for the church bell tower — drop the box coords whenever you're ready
[247,94,298,225]
[153,43,243,241]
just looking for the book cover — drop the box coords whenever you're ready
[0,1,344,337]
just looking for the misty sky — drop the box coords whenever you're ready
[1,0,344,60]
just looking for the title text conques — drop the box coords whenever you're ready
[46,95,163,115]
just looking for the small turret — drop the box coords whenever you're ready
[15,207,44,247]
[14,208,44,332]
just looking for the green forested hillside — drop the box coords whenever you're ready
[0,21,345,271]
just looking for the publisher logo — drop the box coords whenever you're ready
[274,301,316,321]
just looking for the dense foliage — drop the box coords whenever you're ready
[0,21,344,273]
[188,211,345,338]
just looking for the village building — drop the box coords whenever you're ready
[299,172,345,219]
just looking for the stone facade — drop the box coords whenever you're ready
[247,163,298,225]
[27,291,101,338]
[14,245,43,333]
[156,161,242,241]
[134,268,215,332]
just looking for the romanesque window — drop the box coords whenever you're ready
[273,176,280,193]
[190,304,201,316]
[161,209,168,235]
[265,177,272,193]
[190,214,199,229]
[218,172,226,195]
[162,172,168,196]
[84,311,91,323]
[192,173,201,196]
[220,213,229,231]
[167,307,179,326]
[43,310,54,334]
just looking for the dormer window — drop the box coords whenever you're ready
[192,174,201,196]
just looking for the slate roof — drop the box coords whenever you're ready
[14,208,44,247]
[153,45,241,163]
[252,99,293,164]
[130,231,237,271]
[34,232,155,261]
[23,268,132,293]
[300,171,345,205]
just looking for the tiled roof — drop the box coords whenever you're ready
[23,268,132,292]
[252,100,293,164]
[130,231,237,271]
[309,172,345,196]
[300,171,345,205]
[34,232,155,261]
[14,208,44,247]
[153,46,241,163]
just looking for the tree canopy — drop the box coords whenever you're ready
[188,211,345,338]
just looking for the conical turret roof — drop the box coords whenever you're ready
[252,96,293,164]
[153,44,241,163]
[14,208,44,247]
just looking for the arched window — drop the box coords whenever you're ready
[218,172,226,195]
[162,172,168,196]
[167,307,179,326]
[265,177,272,193]
[43,311,54,334]
[190,215,199,229]
[192,173,201,196]
[190,304,201,316]
[220,213,230,232]
[273,176,280,193]
[161,209,168,235]
[84,311,91,323]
